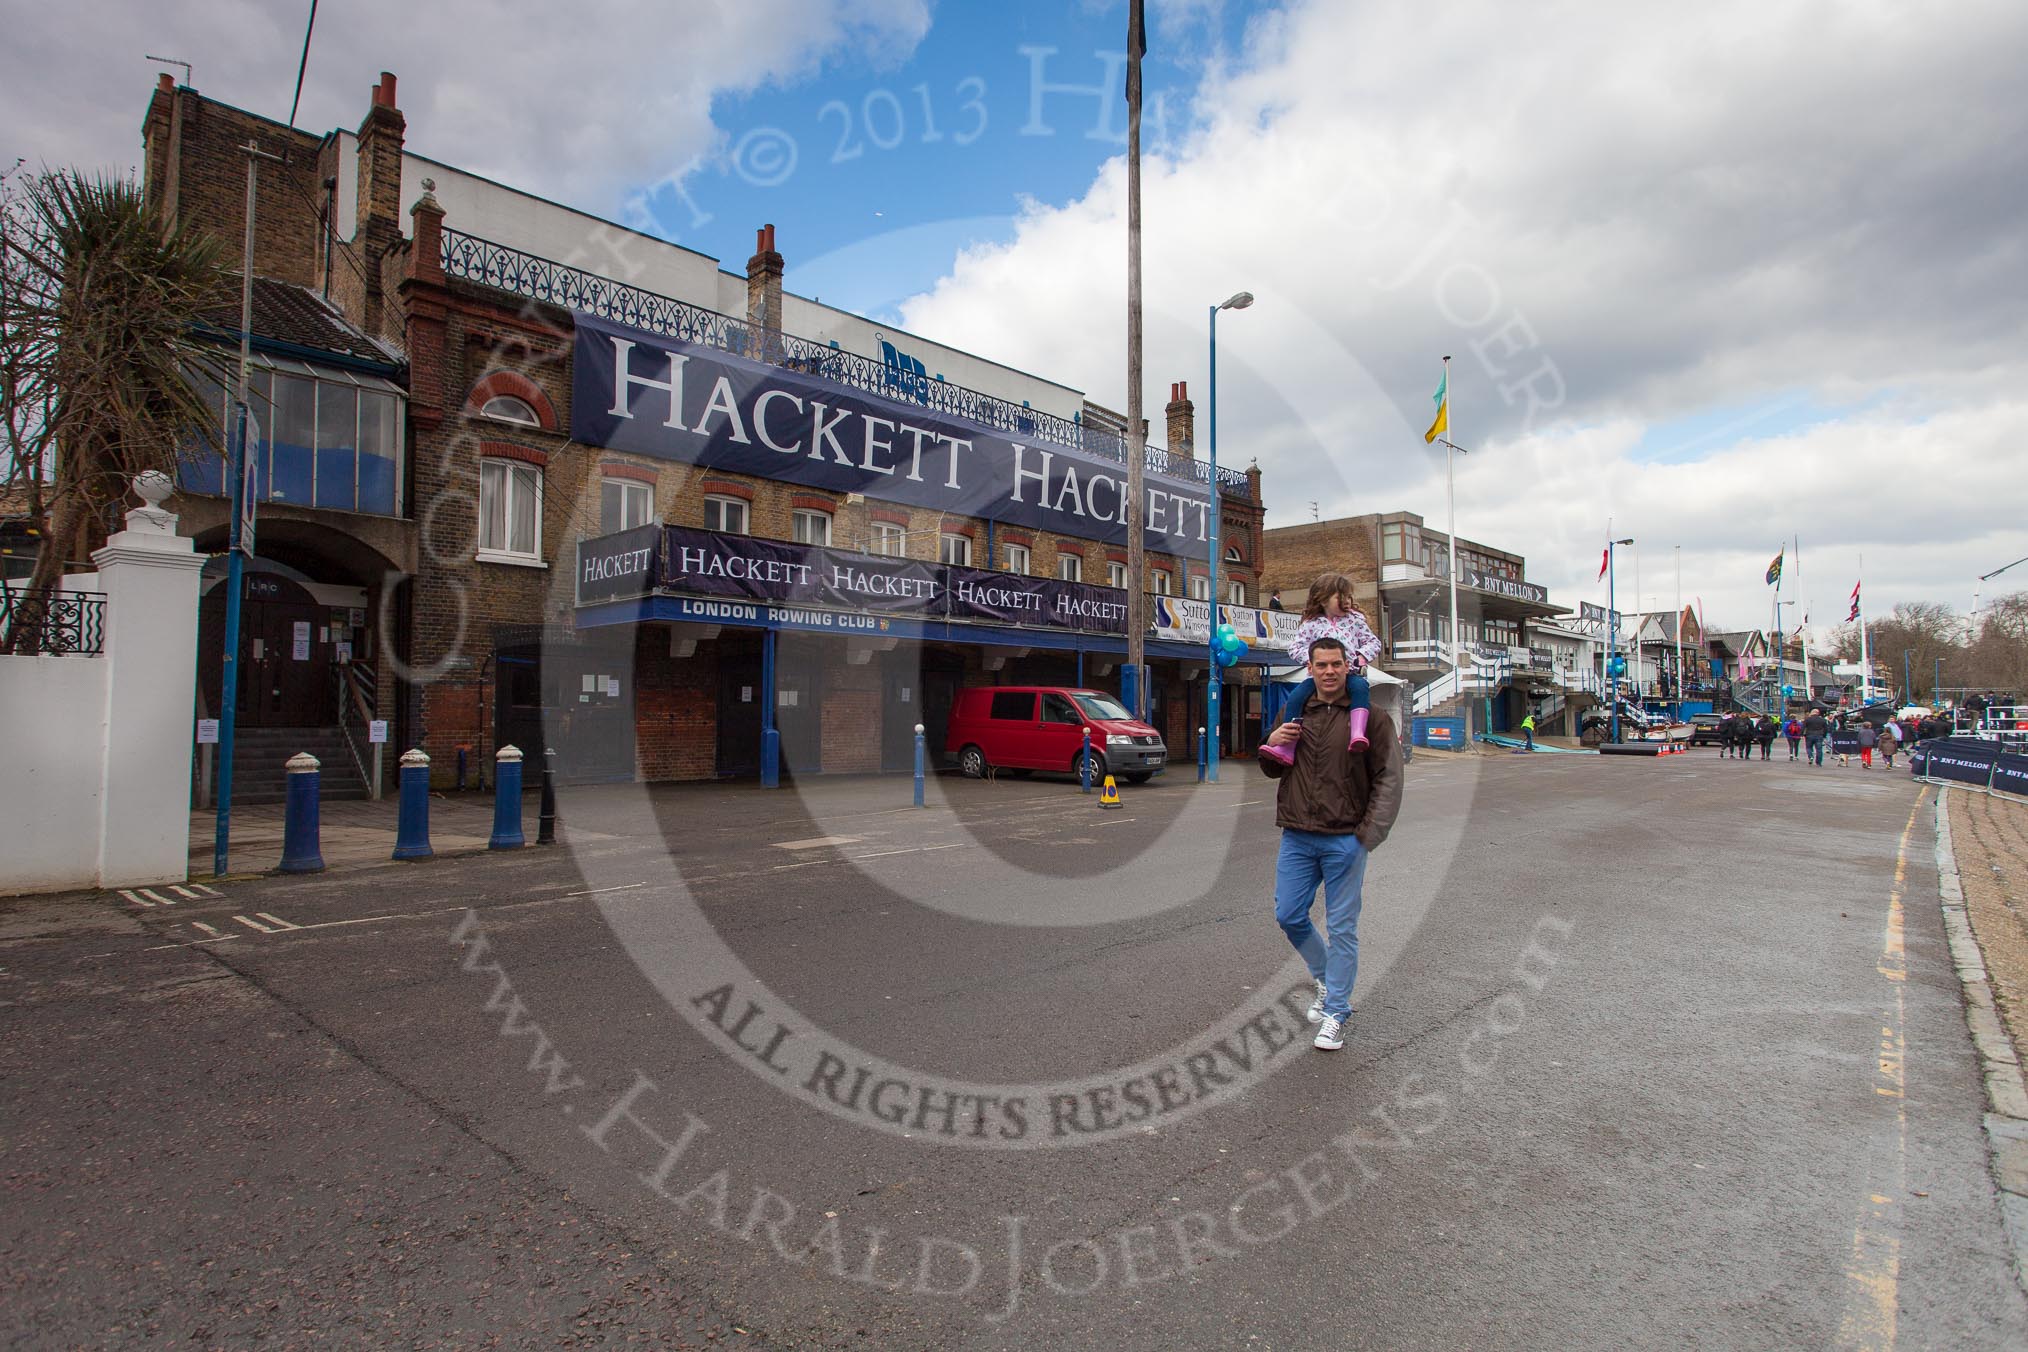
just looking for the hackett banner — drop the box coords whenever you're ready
[571,310,1212,560]
[577,526,1136,635]
[660,527,942,617]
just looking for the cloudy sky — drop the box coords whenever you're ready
[6,0,2025,636]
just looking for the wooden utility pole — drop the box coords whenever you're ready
[1124,0,1147,712]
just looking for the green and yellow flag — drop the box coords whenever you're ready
[1424,369,1448,444]
[1765,549,1783,586]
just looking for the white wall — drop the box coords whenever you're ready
[0,490,204,895]
[0,657,112,893]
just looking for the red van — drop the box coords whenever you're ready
[944,686,1168,783]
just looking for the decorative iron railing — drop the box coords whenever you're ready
[0,586,106,656]
[440,229,1249,493]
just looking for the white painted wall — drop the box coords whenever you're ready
[0,486,205,895]
[0,657,112,892]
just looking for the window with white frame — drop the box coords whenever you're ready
[1058,553,1082,582]
[481,395,541,427]
[1006,543,1031,575]
[1228,579,1246,604]
[1224,543,1243,566]
[478,458,542,559]
[601,477,653,534]
[1152,570,1172,595]
[871,521,906,556]
[704,495,749,534]
[792,508,831,546]
[1190,574,1210,601]
[1108,561,1127,589]
[939,533,971,566]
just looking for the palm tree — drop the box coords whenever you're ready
[2,169,227,622]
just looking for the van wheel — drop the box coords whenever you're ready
[1074,749,1106,783]
[959,745,988,779]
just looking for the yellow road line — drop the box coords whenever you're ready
[1837,787,1925,1349]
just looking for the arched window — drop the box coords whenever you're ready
[1224,544,1243,565]
[480,395,540,427]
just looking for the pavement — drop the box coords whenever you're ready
[4,753,2026,1348]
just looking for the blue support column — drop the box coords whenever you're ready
[1080,728,1092,793]
[1197,726,1207,782]
[278,752,324,873]
[392,748,433,860]
[913,723,926,808]
[489,745,525,849]
[761,628,781,789]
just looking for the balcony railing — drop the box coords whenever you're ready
[440,229,1248,493]
[0,586,106,656]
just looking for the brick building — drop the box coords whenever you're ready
[1261,511,1578,734]
[142,71,1279,789]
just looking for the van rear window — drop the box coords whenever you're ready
[990,692,1036,721]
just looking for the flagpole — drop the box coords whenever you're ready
[1674,545,1682,718]
[1795,533,1810,702]
[1443,355,1460,678]
[1857,553,1870,705]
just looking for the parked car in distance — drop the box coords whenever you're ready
[1685,713,1730,747]
[944,686,1168,784]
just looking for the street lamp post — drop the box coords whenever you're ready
[1903,649,1913,705]
[1935,656,1943,704]
[1204,290,1253,783]
[1607,537,1633,743]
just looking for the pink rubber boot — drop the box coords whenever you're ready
[1259,730,1297,766]
[1347,706,1371,752]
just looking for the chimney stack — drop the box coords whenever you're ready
[746,223,784,361]
[1164,381,1195,461]
[347,71,406,337]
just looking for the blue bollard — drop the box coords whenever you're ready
[1197,726,1207,782]
[913,723,926,808]
[1081,728,1092,793]
[392,748,433,860]
[489,745,525,850]
[278,752,325,873]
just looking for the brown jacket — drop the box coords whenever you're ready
[1259,689,1404,849]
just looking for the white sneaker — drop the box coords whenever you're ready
[1305,979,1328,1024]
[1313,1015,1346,1051]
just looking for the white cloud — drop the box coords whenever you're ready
[0,0,931,211]
[897,0,2028,630]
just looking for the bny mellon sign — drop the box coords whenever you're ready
[570,311,1213,560]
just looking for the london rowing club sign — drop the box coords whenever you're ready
[570,311,1212,561]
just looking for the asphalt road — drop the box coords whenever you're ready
[3,752,2024,1349]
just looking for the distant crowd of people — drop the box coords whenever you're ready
[1711,708,1958,769]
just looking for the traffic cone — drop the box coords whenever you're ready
[1098,775,1123,809]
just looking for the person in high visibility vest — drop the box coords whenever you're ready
[1521,712,1536,752]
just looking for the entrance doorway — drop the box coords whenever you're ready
[198,571,337,727]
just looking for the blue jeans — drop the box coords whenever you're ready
[1806,735,1825,765]
[1274,829,1368,1022]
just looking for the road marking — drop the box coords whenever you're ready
[232,913,294,934]
[1836,789,1922,1350]
[561,882,646,898]
[192,884,222,897]
[851,843,966,861]
[774,835,864,850]
[170,885,201,899]
[254,912,299,931]
[119,889,151,908]
[138,888,175,906]
[191,922,232,941]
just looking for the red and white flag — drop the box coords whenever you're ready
[1847,581,1861,623]
[1597,547,1610,581]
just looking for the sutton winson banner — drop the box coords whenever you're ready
[571,311,1211,561]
